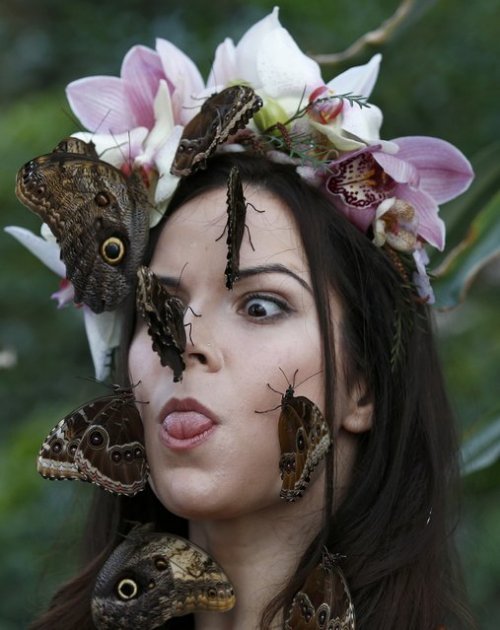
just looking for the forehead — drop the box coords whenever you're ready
[151,185,309,275]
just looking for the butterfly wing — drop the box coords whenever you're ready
[278,391,331,502]
[92,526,235,629]
[15,138,150,313]
[285,550,355,630]
[171,85,263,177]
[74,389,148,496]
[136,266,186,382]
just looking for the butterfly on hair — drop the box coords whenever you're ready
[15,137,150,314]
[170,84,263,177]
[37,384,148,496]
[91,523,235,630]
[136,265,200,382]
[216,165,264,290]
[285,548,355,630]
[258,369,331,502]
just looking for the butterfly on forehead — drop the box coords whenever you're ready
[258,369,331,502]
[285,549,355,630]
[216,165,264,290]
[37,385,148,496]
[136,265,195,382]
[15,137,150,313]
[170,84,263,177]
[92,523,235,630]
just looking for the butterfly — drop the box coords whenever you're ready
[15,137,150,313]
[136,265,187,382]
[285,549,355,629]
[91,523,236,629]
[37,385,148,496]
[275,374,331,502]
[217,165,263,289]
[170,85,263,177]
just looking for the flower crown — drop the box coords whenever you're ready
[7,7,474,381]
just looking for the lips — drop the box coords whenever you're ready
[159,398,218,450]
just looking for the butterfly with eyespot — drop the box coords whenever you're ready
[37,385,148,496]
[216,165,264,290]
[262,370,331,502]
[136,265,190,382]
[91,523,236,629]
[285,549,355,629]
[170,85,263,177]
[15,137,150,314]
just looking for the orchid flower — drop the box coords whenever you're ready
[326,136,474,250]
[4,225,121,382]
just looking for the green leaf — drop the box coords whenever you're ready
[461,410,500,476]
[432,190,500,310]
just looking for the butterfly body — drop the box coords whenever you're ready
[37,386,148,495]
[278,385,331,502]
[92,524,235,629]
[285,550,355,629]
[171,85,263,177]
[222,166,248,289]
[15,137,150,313]
[136,266,187,382]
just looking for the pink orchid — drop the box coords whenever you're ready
[4,225,122,381]
[326,137,474,250]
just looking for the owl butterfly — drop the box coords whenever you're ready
[37,385,148,495]
[275,373,331,502]
[92,523,236,629]
[171,84,263,177]
[15,137,150,313]
[217,165,264,290]
[136,265,187,382]
[285,549,355,630]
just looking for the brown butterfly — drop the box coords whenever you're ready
[275,375,331,502]
[171,85,263,177]
[92,523,236,629]
[37,385,148,496]
[15,137,150,313]
[136,265,187,382]
[216,165,263,289]
[285,549,355,629]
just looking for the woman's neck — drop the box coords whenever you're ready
[188,479,325,630]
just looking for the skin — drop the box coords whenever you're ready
[128,186,371,629]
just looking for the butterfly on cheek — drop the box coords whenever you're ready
[217,165,264,290]
[37,385,148,496]
[170,84,263,178]
[15,137,150,314]
[91,523,236,630]
[135,265,191,383]
[285,549,355,630]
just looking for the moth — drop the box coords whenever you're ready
[92,523,236,629]
[37,385,148,496]
[136,265,187,382]
[276,375,331,502]
[285,549,355,629]
[15,137,150,313]
[171,84,263,177]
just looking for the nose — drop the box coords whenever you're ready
[184,309,223,372]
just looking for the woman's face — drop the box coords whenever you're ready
[129,185,336,520]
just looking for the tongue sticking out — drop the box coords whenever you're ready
[163,412,214,439]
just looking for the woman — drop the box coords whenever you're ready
[30,153,475,629]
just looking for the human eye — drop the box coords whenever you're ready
[239,293,292,322]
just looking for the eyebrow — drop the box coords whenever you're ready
[237,264,312,293]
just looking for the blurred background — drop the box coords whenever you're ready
[0,0,498,627]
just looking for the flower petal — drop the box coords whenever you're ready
[395,185,445,250]
[391,136,474,203]
[83,308,123,382]
[66,76,135,133]
[327,54,382,98]
[207,37,237,88]
[373,150,420,186]
[153,125,183,212]
[72,129,149,168]
[135,80,175,170]
[4,225,66,277]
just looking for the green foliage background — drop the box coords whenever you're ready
[0,0,498,627]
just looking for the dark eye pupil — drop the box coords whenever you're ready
[248,302,266,317]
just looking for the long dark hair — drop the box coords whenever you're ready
[31,153,474,629]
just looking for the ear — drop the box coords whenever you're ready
[340,383,373,434]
